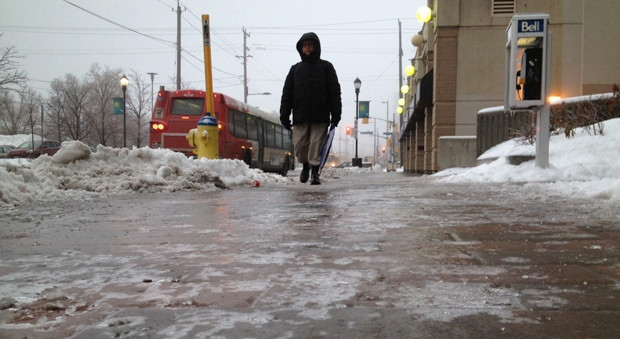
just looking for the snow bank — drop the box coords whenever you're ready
[0,143,294,206]
[435,118,620,201]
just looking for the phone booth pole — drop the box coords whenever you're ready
[504,13,552,168]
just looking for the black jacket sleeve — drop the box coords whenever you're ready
[279,65,296,126]
[324,61,342,126]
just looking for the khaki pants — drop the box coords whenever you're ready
[292,123,328,166]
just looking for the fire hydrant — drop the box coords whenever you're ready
[186,115,219,159]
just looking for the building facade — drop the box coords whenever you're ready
[400,0,620,173]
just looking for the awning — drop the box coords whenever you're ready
[399,70,433,141]
[412,70,433,120]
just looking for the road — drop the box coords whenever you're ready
[0,170,618,338]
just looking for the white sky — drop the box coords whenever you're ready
[1,0,425,157]
[1,118,619,207]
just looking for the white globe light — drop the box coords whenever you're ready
[397,106,403,114]
[401,85,410,94]
[411,34,425,47]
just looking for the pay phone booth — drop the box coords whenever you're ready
[504,13,552,168]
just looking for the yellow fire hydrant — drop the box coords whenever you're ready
[186,115,219,159]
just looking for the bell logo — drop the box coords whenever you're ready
[518,19,543,33]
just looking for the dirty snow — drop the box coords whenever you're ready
[2,118,618,207]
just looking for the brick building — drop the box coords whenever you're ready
[400,0,620,173]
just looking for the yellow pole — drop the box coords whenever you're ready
[202,14,215,116]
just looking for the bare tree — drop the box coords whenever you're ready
[126,70,152,147]
[168,75,191,91]
[20,86,43,146]
[47,74,92,142]
[0,34,27,90]
[86,63,123,146]
[0,86,41,135]
[44,85,64,143]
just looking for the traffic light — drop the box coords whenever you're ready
[382,146,386,153]
[345,125,352,135]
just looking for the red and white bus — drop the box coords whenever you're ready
[149,86,294,175]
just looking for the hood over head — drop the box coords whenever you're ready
[296,32,321,62]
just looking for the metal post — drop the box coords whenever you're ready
[392,112,396,166]
[40,104,44,145]
[147,72,157,113]
[353,77,362,167]
[122,86,127,148]
[536,29,553,168]
[354,88,360,164]
[373,118,377,166]
[242,28,250,103]
[176,0,181,90]
[535,105,550,168]
[384,100,389,168]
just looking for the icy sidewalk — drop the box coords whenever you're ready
[0,171,618,338]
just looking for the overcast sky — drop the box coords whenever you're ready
[1,0,426,156]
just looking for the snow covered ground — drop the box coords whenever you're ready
[1,118,619,206]
[434,118,620,201]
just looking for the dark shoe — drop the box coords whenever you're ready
[310,165,321,185]
[300,162,310,183]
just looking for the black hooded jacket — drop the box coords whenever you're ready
[280,32,342,127]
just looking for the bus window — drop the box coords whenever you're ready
[233,111,247,139]
[265,123,276,147]
[283,129,291,150]
[275,126,283,148]
[247,116,258,141]
[172,98,204,116]
[228,111,235,135]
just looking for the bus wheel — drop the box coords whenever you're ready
[243,149,252,167]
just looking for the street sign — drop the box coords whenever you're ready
[383,132,393,136]
[359,101,369,119]
[113,98,123,115]
[360,131,373,135]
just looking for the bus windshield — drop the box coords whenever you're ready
[171,98,204,116]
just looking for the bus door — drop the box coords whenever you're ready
[256,119,265,168]
[246,115,260,166]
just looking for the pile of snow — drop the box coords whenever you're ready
[1,118,618,206]
[435,118,620,201]
[0,143,294,206]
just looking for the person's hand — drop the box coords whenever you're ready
[330,120,339,129]
[281,119,292,130]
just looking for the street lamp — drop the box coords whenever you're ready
[120,75,129,148]
[381,100,389,152]
[353,77,362,167]
[417,6,434,23]
[147,72,157,113]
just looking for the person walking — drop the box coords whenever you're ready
[280,32,342,185]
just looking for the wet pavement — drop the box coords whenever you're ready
[0,170,618,338]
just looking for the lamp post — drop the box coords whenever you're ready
[120,75,129,148]
[147,72,157,113]
[382,100,389,169]
[353,77,362,167]
[381,100,389,135]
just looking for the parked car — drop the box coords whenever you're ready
[0,145,15,158]
[7,140,62,159]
